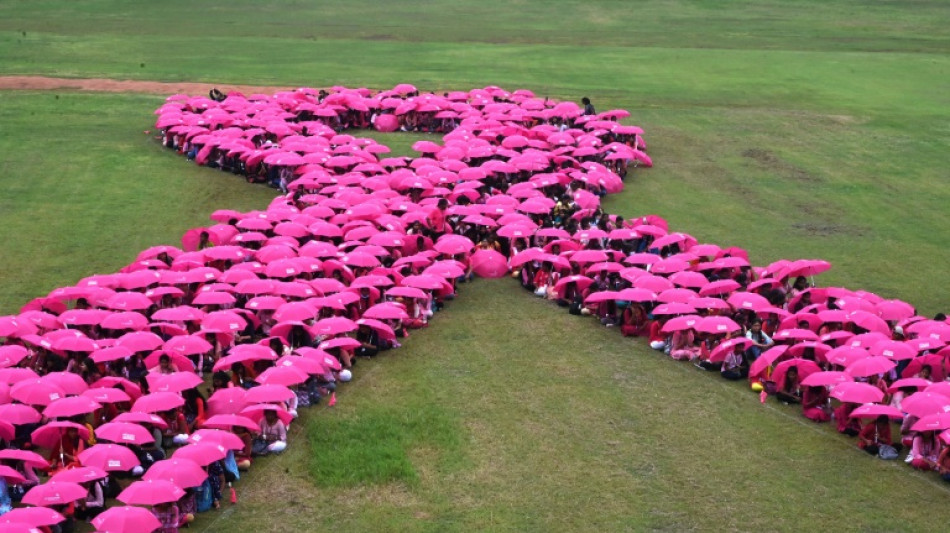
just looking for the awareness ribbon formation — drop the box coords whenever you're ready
[0,84,946,531]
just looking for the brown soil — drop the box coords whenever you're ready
[0,75,295,96]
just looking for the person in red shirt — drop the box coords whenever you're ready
[858,415,899,456]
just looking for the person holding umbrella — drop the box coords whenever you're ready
[857,415,900,458]
[910,430,941,471]
[255,410,287,455]
[152,501,180,533]
[776,366,802,404]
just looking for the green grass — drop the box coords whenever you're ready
[1,0,950,530]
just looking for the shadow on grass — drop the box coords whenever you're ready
[307,401,463,487]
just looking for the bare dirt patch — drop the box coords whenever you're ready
[0,75,295,96]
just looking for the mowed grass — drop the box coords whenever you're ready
[1,1,950,531]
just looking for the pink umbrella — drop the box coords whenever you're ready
[661,315,702,333]
[187,429,245,450]
[374,114,399,132]
[902,392,950,417]
[90,346,134,364]
[43,396,101,419]
[801,371,853,387]
[708,338,754,363]
[829,382,885,404]
[163,335,213,356]
[0,404,41,426]
[142,458,208,488]
[105,292,153,311]
[42,371,89,396]
[470,249,509,278]
[116,331,165,352]
[0,449,48,468]
[113,411,168,429]
[0,346,29,369]
[362,303,409,320]
[94,422,155,445]
[256,365,309,387]
[312,316,357,336]
[146,372,203,394]
[0,507,65,527]
[50,465,108,484]
[886,378,932,394]
[201,310,247,333]
[845,356,896,378]
[695,316,740,335]
[727,292,771,311]
[172,442,228,466]
[245,384,296,404]
[117,479,185,506]
[91,505,162,533]
[241,403,294,426]
[202,414,259,433]
[771,358,821,388]
[11,379,66,406]
[823,346,870,368]
[206,388,248,416]
[849,404,904,419]
[22,481,86,507]
[82,387,132,404]
[132,392,185,413]
[0,466,25,485]
[78,443,140,472]
[433,236,475,255]
[911,413,950,432]
[869,340,916,361]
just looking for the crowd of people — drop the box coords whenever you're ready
[0,82,946,531]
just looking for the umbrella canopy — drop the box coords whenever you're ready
[78,443,141,472]
[50,465,108,484]
[142,458,208,488]
[132,392,185,413]
[91,506,162,533]
[117,479,185,506]
[23,481,86,507]
[829,382,885,404]
[95,422,155,445]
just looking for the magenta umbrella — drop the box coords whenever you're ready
[245,384,295,404]
[117,479,185,506]
[0,404,41,426]
[142,458,208,488]
[695,316,740,335]
[256,365,308,387]
[0,449,48,468]
[50,465,108,484]
[433,235,475,255]
[146,372,203,394]
[0,346,29,368]
[116,331,165,352]
[312,316,357,336]
[0,466,25,485]
[849,404,904,420]
[132,392,185,413]
[188,428,245,450]
[0,507,65,527]
[660,315,702,333]
[727,292,771,311]
[91,505,161,533]
[829,382,885,404]
[31,421,89,448]
[911,413,950,432]
[202,414,259,433]
[43,395,102,419]
[708,338,754,363]
[172,442,228,467]
[801,371,854,387]
[206,387,248,416]
[845,356,896,378]
[362,303,409,320]
[94,422,155,445]
[902,392,950,417]
[23,481,87,507]
[11,379,66,406]
[78,443,140,472]
[470,249,509,278]
[163,335,213,356]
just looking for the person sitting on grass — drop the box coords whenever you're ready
[255,410,287,456]
[910,430,941,471]
[153,501,180,533]
[858,415,900,458]
[775,366,802,404]
[802,385,830,422]
[834,402,862,436]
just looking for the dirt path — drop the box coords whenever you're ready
[0,75,295,96]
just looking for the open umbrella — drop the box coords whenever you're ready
[146,372,203,394]
[22,481,86,507]
[117,479,185,506]
[845,356,896,378]
[142,458,208,488]
[78,443,140,472]
[172,442,228,467]
[829,382,885,404]
[91,505,161,533]
[202,414,259,433]
[43,396,101,419]
[94,422,155,445]
[0,507,65,527]
[50,465,108,484]
[31,421,90,448]
[132,392,185,413]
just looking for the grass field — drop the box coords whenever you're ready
[1,1,950,531]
